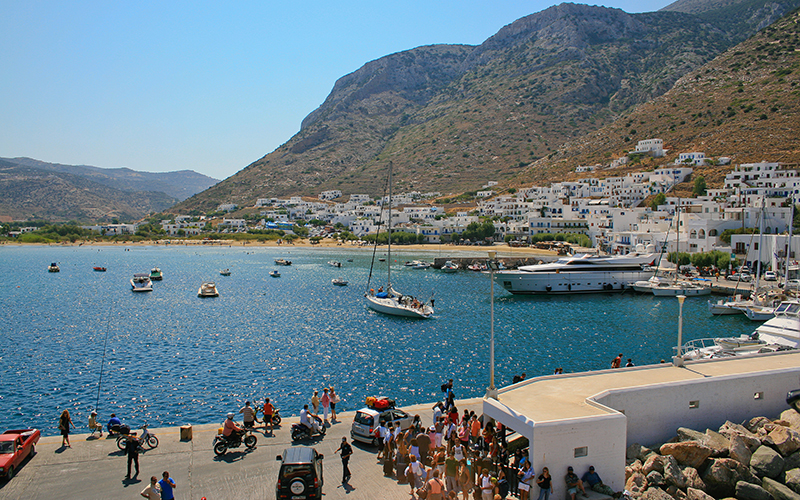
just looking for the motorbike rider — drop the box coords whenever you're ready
[222,413,243,441]
[300,404,321,434]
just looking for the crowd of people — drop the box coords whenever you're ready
[369,382,615,500]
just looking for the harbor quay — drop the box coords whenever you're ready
[5,352,800,499]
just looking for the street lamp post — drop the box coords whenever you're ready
[486,250,499,399]
[673,294,686,367]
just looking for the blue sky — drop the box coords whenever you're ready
[1,0,670,180]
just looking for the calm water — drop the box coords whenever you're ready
[0,244,754,435]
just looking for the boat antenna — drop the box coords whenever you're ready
[95,309,114,414]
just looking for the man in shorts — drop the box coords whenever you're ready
[565,466,588,500]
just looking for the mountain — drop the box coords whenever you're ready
[173,0,800,212]
[0,157,219,202]
[0,159,182,222]
[518,6,800,191]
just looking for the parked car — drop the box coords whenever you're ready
[0,429,40,479]
[350,407,413,446]
[726,273,752,282]
[763,271,778,281]
[276,447,323,500]
[784,279,800,289]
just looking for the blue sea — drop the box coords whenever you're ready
[0,244,754,436]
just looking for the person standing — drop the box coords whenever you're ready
[124,433,141,479]
[311,390,320,414]
[329,387,339,421]
[240,400,259,428]
[335,436,353,484]
[518,461,535,500]
[536,467,552,500]
[262,397,275,435]
[158,471,177,500]
[444,450,459,494]
[479,468,494,500]
[140,476,161,499]
[321,388,331,425]
[426,468,446,500]
[58,409,75,448]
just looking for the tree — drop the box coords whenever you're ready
[650,193,666,211]
[693,176,707,197]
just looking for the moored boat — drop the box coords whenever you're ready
[332,278,348,286]
[441,261,459,273]
[220,269,231,276]
[131,274,153,292]
[48,262,60,272]
[493,249,656,295]
[269,270,281,278]
[149,268,163,281]
[93,266,107,272]
[274,259,292,266]
[650,281,711,297]
[197,281,219,297]
[328,261,342,268]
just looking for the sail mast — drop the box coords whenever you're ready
[388,161,392,289]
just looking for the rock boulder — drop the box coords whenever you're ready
[678,427,707,442]
[765,427,800,457]
[780,410,800,433]
[702,458,758,498]
[705,429,731,457]
[661,441,713,469]
[685,487,715,500]
[786,468,800,495]
[762,477,800,500]
[642,487,679,500]
[682,466,706,490]
[626,471,648,496]
[735,480,774,500]
[731,433,754,467]
[752,445,787,479]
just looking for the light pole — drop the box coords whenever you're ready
[673,294,686,367]
[486,250,500,399]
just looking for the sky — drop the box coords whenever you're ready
[1,0,671,180]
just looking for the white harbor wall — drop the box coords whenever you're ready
[592,359,800,447]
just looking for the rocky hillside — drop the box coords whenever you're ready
[0,160,181,222]
[174,0,800,212]
[1,157,219,201]
[518,7,800,191]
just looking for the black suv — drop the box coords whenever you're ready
[276,447,324,500]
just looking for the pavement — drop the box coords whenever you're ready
[1,398,499,500]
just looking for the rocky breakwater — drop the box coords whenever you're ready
[625,408,800,500]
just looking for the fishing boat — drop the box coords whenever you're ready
[332,278,348,286]
[197,281,219,297]
[93,266,107,272]
[274,259,292,266]
[441,261,459,273]
[492,249,656,295]
[220,269,231,276]
[328,261,342,268]
[131,274,153,292]
[269,270,281,278]
[149,267,163,281]
[365,162,434,319]
[410,261,430,270]
[48,262,60,272]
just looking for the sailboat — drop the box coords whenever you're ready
[365,163,434,319]
[649,203,710,296]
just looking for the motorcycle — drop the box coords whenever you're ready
[213,427,257,456]
[116,423,159,450]
[259,408,282,426]
[291,416,326,441]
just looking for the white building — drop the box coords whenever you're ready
[634,138,664,157]
[677,152,706,166]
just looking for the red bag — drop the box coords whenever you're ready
[374,398,391,410]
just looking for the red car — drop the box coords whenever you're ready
[0,429,40,480]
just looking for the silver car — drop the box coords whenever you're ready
[350,407,413,447]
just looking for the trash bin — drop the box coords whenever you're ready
[180,424,192,441]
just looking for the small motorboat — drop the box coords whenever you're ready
[48,262,60,272]
[411,261,430,269]
[93,266,107,272]
[332,278,348,286]
[346,258,354,262]
[441,261,459,273]
[149,267,163,281]
[274,259,292,266]
[269,270,281,278]
[220,269,231,276]
[131,274,153,292]
[198,281,219,297]
[328,261,342,268]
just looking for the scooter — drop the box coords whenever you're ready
[261,408,282,426]
[291,415,326,441]
[116,423,159,450]
[213,427,257,456]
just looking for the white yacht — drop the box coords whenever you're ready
[131,274,153,292]
[681,300,800,359]
[650,281,711,297]
[441,261,459,273]
[492,250,656,295]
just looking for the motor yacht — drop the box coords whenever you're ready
[131,274,153,292]
[197,281,219,297]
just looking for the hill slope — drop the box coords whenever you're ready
[1,157,219,202]
[0,160,181,222]
[173,0,800,212]
[518,6,800,191]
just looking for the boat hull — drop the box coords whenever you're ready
[651,286,711,297]
[494,269,652,295]
[365,295,433,318]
